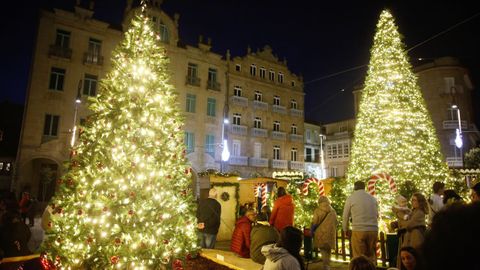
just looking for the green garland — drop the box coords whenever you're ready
[197,169,239,178]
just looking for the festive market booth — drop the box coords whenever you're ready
[208,175,288,241]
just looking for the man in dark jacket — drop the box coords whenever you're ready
[250,212,279,264]
[197,188,221,249]
[230,209,256,257]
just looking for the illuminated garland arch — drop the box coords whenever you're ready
[367,173,397,195]
[302,178,325,196]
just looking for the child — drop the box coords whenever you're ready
[392,195,411,221]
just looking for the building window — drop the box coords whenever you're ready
[87,38,102,62]
[343,143,350,157]
[291,124,297,134]
[291,148,297,161]
[232,140,241,156]
[184,132,195,153]
[254,91,262,101]
[208,68,217,83]
[330,167,338,177]
[273,121,280,131]
[305,147,312,162]
[55,29,70,48]
[186,94,196,113]
[273,96,280,106]
[49,67,65,91]
[444,77,455,94]
[83,74,98,96]
[254,117,262,128]
[254,142,262,158]
[290,99,297,109]
[269,70,275,81]
[234,86,242,97]
[187,63,198,78]
[207,98,216,116]
[235,64,241,72]
[291,81,295,87]
[43,114,60,137]
[205,134,215,157]
[306,130,311,141]
[159,22,169,43]
[233,113,241,125]
[250,64,257,76]
[278,72,284,83]
[260,67,266,78]
[273,145,280,160]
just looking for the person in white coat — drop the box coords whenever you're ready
[262,226,304,270]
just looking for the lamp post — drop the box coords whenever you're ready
[319,134,326,178]
[221,118,230,173]
[451,104,463,166]
[70,80,82,147]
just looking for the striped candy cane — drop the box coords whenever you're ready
[302,178,325,196]
[367,173,397,196]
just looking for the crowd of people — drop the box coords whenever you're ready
[197,181,480,270]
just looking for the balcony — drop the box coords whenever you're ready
[249,157,269,168]
[289,133,303,142]
[230,96,248,107]
[442,120,467,130]
[251,128,268,137]
[186,76,201,86]
[271,159,288,169]
[207,80,221,91]
[49,45,72,59]
[290,108,304,118]
[271,131,286,141]
[230,124,247,136]
[253,100,268,111]
[289,161,305,171]
[446,156,463,167]
[229,156,248,166]
[83,52,104,66]
[272,105,287,114]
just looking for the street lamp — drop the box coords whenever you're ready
[221,118,230,172]
[319,134,326,178]
[451,104,463,166]
[70,80,82,147]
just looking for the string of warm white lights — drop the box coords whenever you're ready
[43,6,198,270]
[346,10,450,230]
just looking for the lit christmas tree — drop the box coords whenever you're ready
[347,10,450,196]
[43,6,198,269]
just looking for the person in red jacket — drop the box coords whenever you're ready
[230,209,256,258]
[269,187,295,232]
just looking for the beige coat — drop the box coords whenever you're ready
[399,208,426,249]
[312,196,337,250]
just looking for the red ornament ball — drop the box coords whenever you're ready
[110,256,119,265]
[128,210,134,216]
[77,209,83,215]
[163,239,169,245]
[114,238,122,245]
[173,259,182,267]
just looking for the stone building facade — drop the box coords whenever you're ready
[14,1,306,200]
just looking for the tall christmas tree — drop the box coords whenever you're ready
[43,6,198,269]
[347,10,450,194]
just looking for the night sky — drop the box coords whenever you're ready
[1,0,479,125]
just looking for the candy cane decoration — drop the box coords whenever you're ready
[302,178,325,196]
[367,173,397,196]
[254,183,267,207]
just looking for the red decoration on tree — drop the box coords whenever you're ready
[103,206,108,212]
[115,238,122,246]
[128,210,134,216]
[173,259,182,268]
[77,209,83,215]
[67,178,74,186]
[86,236,94,245]
[186,253,193,260]
[110,256,119,265]
[163,239,169,245]
[56,179,63,185]
[130,191,136,198]
[48,221,53,228]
